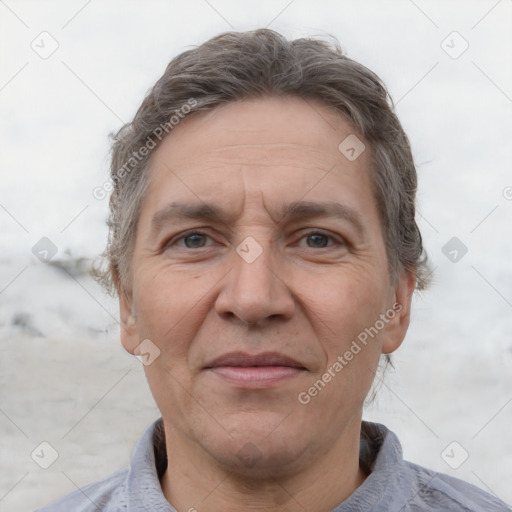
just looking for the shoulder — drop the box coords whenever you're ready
[34,467,129,512]
[34,419,166,512]
[403,460,511,511]
[357,421,510,512]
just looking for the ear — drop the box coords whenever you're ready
[381,270,416,354]
[119,290,140,355]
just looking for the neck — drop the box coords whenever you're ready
[160,418,367,512]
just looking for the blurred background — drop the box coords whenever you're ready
[1,0,511,510]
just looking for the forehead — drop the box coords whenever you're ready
[158,96,359,170]
[139,96,377,227]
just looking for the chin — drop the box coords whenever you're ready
[213,438,309,480]
[200,414,313,479]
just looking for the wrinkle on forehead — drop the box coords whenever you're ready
[142,96,373,231]
[166,96,351,156]
[150,96,364,193]
[168,143,340,176]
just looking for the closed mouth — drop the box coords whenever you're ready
[204,351,307,370]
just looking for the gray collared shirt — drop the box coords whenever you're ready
[36,419,510,511]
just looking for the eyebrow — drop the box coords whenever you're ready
[148,200,366,241]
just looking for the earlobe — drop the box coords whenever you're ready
[119,291,139,355]
[381,270,416,354]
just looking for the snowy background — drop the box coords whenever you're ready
[1,1,511,510]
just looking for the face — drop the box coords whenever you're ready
[120,96,415,477]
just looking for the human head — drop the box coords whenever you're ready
[94,28,431,300]
[91,29,433,487]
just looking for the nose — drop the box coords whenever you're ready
[214,239,296,326]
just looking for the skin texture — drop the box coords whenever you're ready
[119,96,416,512]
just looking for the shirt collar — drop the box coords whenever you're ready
[126,418,174,511]
[125,418,407,511]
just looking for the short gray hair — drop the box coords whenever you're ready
[93,28,432,299]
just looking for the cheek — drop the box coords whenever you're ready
[132,263,223,376]
[301,277,386,411]
[136,262,192,317]
[132,269,197,356]
[308,268,389,390]
[134,271,200,414]
[311,266,389,336]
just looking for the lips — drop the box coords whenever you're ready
[204,351,307,388]
[204,351,306,370]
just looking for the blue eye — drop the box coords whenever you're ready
[304,232,332,248]
[299,231,340,249]
[178,232,209,248]
[165,230,342,251]
[163,230,212,250]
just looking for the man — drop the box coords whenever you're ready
[38,29,510,511]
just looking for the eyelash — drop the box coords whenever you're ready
[164,229,345,250]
